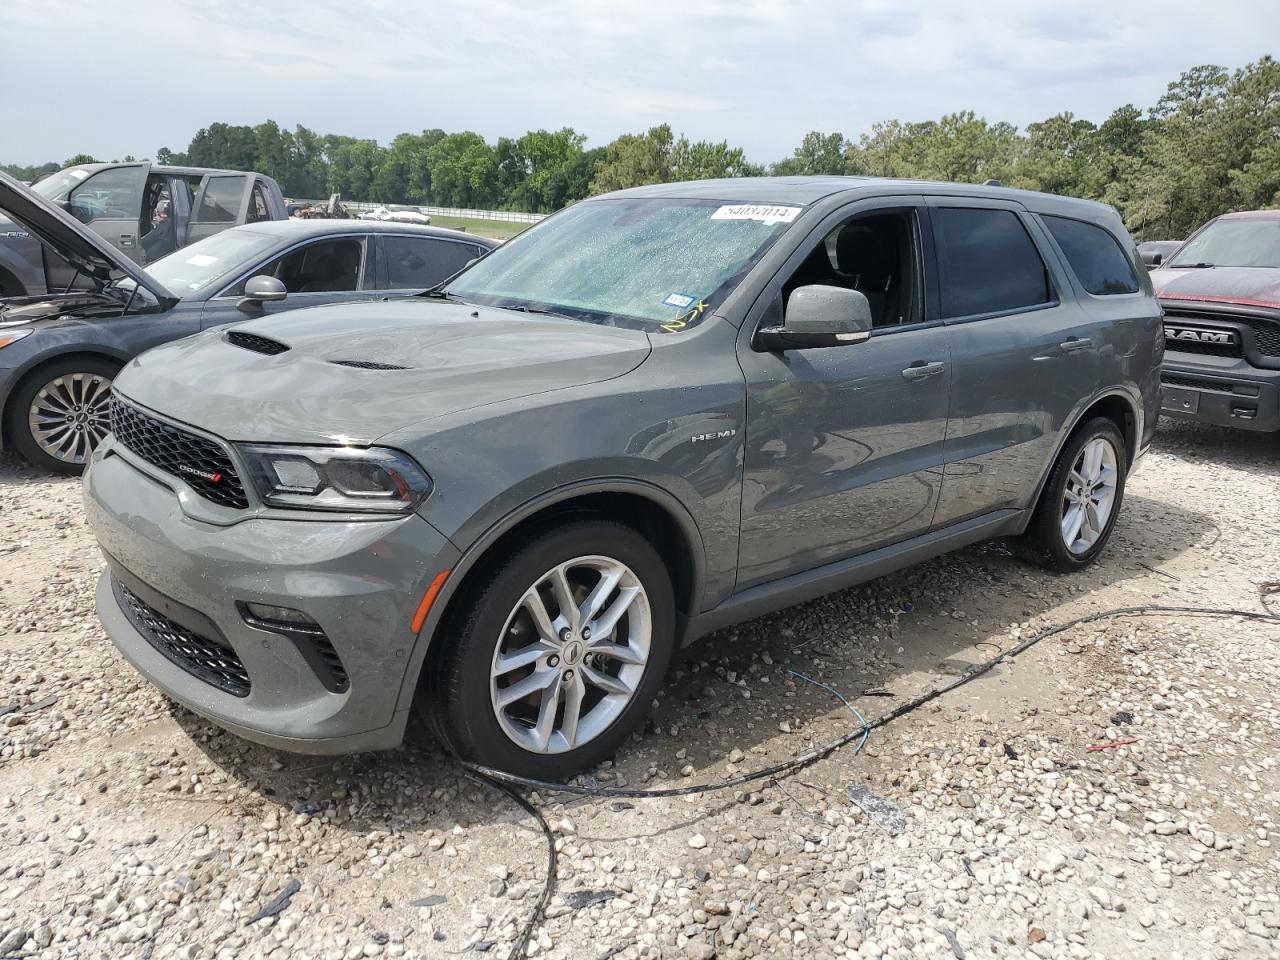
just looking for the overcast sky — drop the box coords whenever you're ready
[4,0,1278,166]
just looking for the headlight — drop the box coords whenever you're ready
[238,445,432,514]
[0,330,33,350]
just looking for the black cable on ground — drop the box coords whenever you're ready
[463,770,559,960]
[470,603,1280,958]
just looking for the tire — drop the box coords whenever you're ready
[6,356,120,475]
[424,519,676,779]
[1017,417,1128,573]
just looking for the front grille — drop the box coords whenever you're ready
[1162,337,1240,358]
[115,579,250,697]
[109,396,249,509]
[1163,308,1280,359]
[226,331,289,355]
[1252,319,1280,357]
[330,360,409,370]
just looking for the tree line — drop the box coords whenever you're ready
[4,58,1276,240]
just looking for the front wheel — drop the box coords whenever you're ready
[7,357,120,475]
[424,519,675,779]
[1018,417,1128,572]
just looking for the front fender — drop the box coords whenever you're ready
[392,474,710,713]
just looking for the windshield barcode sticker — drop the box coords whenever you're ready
[711,204,801,224]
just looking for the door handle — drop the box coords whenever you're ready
[119,234,136,248]
[1059,337,1093,353]
[902,361,945,381]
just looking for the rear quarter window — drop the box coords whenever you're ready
[1042,215,1140,296]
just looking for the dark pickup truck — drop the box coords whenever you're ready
[1151,209,1280,434]
[0,161,287,297]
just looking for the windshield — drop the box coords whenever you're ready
[144,229,279,296]
[444,198,801,332]
[1168,218,1280,268]
[30,168,95,203]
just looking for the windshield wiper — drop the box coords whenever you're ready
[1174,262,1215,269]
[506,304,575,321]
[418,287,467,302]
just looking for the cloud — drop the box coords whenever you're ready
[2,0,1277,165]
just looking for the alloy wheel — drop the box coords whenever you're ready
[490,555,651,755]
[27,373,113,465]
[1060,436,1118,555]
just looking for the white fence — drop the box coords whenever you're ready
[343,201,545,223]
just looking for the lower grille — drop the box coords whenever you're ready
[108,395,249,509]
[114,578,250,697]
[1162,373,1231,393]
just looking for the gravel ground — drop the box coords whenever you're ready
[1,417,1278,960]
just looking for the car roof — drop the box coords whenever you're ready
[1216,209,1280,220]
[595,175,1116,219]
[224,218,498,247]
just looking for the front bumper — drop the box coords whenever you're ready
[1160,353,1280,433]
[85,442,459,754]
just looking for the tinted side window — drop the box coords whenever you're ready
[933,208,1050,318]
[380,237,479,290]
[197,177,244,223]
[68,167,142,223]
[1042,215,1139,295]
[234,238,363,294]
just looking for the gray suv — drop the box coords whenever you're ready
[84,177,1162,778]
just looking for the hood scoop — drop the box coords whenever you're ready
[226,330,290,355]
[330,359,410,370]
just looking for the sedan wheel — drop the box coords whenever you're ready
[28,372,113,467]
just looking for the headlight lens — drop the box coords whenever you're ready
[238,445,432,513]
[0,330,33,350]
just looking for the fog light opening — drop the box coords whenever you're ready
[244,602,320,629]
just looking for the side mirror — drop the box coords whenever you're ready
[237,275,287,314]
[754,285,873,351]
[1140,250,1163,267]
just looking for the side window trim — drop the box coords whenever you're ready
[923,198,1066,324]
[742,195,937,340]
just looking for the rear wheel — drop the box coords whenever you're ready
[7,357,119,475]
[1017,417,1127,572]
[425,519,675,779]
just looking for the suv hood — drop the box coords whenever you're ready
[1152,265,1280,309]
[0,170,176,307]
[113,300,652,444]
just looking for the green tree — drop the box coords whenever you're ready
[771,132,853,176]
[425,132,499,207]
[590,125,760,193]
[590,125,676,193]
[324,137,386,199]
[63,153,99,167]
[496,128,587,212]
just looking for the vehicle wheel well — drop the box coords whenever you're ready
[1077,393,1137,463]
[437,492,699,638]
[0,266,23,298]
[2,351,123,443]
